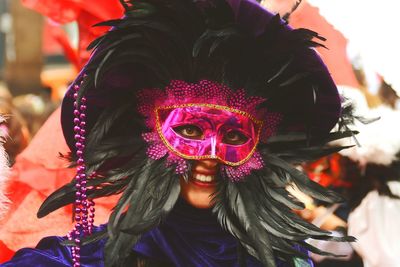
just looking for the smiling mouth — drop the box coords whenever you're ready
[191,172,217,187]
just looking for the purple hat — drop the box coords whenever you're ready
[53,1,352,266]
[61,0,340,153]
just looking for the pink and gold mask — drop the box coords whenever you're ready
[138,80,281,181]
[156,104,262,166]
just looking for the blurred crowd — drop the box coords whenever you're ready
[0,0,400,266]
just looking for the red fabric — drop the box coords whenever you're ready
[22,0,124,67]
[304,154,352,188]
[0,109,118,262]
[46,24,81,70]
[289,2,360,88]
[0,1,123,262]
[0,180,73,263]
[0,241,14,263]
[21,0,123,24]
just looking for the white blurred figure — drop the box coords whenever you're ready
[348,182,400,267]
[261,1,400,265]
[339,86,400,267]
[308,0,400,104]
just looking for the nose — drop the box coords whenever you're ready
[193,159,219,174]
[200,159,219,168]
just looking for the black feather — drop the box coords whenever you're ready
[104,158,180,266]
[282,0,303,22]
[47,0,357,265]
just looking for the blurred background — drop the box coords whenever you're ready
[0,0,399,266]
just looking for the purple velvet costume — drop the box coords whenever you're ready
[1,198,313,266]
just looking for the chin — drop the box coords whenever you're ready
[184,198,215,209]
[179,176,216,209]
[185,195,215,209]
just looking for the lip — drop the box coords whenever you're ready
[190,171,217,188]
[190,179,216,188]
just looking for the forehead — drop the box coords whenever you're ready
[155,104,262,127]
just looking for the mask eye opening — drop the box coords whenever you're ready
[172,124,204,140]
[222,129,250,145]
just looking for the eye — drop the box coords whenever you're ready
[173,124,203,139]
[223,130,249,145]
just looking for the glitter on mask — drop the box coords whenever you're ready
[222,152,264,181]
[138,80,282,181]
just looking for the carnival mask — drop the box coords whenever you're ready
[138,80,281,181]
[156,105,262,166]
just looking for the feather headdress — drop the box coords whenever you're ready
[39,0,355,266]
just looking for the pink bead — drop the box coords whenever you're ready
[78,166,85,172]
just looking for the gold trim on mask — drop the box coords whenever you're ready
[154,103,263,166]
